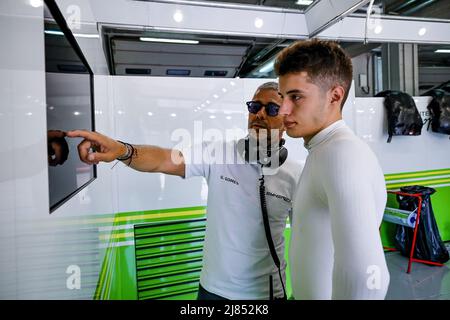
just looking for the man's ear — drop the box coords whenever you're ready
[330,85,345,109]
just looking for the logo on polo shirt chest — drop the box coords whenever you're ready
[220,175,239,186]
[266,191,291,204]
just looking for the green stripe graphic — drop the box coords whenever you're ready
[385,168,450,181]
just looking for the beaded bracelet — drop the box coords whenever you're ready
[116,140,134,162]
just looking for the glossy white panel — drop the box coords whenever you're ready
[55,0,309,38]
[147,2,286,36]
[112,77,309,213]
[73,29,109,75]
[54,0,96,22]
[317,15,366,41]
[305,0,369,36]
[1,0,48,299]
[0,1,104,299]
[52,0,450,45]
[343,80,356,129]
[366,17,450,44]
[281,12,309,37]
[0,1,48,219]
[0,2,22,297]
[55,0,149,25]
[318,15,450,44]
[354,96,450,174]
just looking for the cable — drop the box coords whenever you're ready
[364,0,376,45]
[259,170,287,300]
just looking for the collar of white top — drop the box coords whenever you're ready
[304,119,347,152]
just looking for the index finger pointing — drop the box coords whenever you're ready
[66,130,96,140]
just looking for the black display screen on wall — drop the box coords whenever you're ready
[44,0,96,213]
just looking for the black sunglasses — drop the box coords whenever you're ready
[246,101,280,117]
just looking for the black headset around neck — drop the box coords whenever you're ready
[237,136,288,168]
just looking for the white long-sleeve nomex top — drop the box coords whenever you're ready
[289,120,390,299]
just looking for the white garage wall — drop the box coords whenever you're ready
[110,76,311,213]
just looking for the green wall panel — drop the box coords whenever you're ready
[134,218,206,300]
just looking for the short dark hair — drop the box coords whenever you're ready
[256,81,278,92]
[274,39,353,109]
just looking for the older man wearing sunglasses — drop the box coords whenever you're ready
[66,82,301,300]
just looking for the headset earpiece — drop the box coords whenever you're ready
[237,136,288,167]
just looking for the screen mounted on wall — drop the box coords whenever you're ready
[44,0,96,213]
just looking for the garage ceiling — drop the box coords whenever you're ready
[48,0,450,78]
[102,26,292,77]
[136,0,315,10]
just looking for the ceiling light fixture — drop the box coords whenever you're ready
[45,30,64,36]
[254,18,264,29]
[418,27,427,36]
[75,33,99,38]
[45,30,99,38]
[139,37,198,44]
[30,0,43,8]
[296,0,314,5]
[173,10,183,23]
[374,25,383,34]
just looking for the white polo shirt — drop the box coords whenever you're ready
[183,139,301,300]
